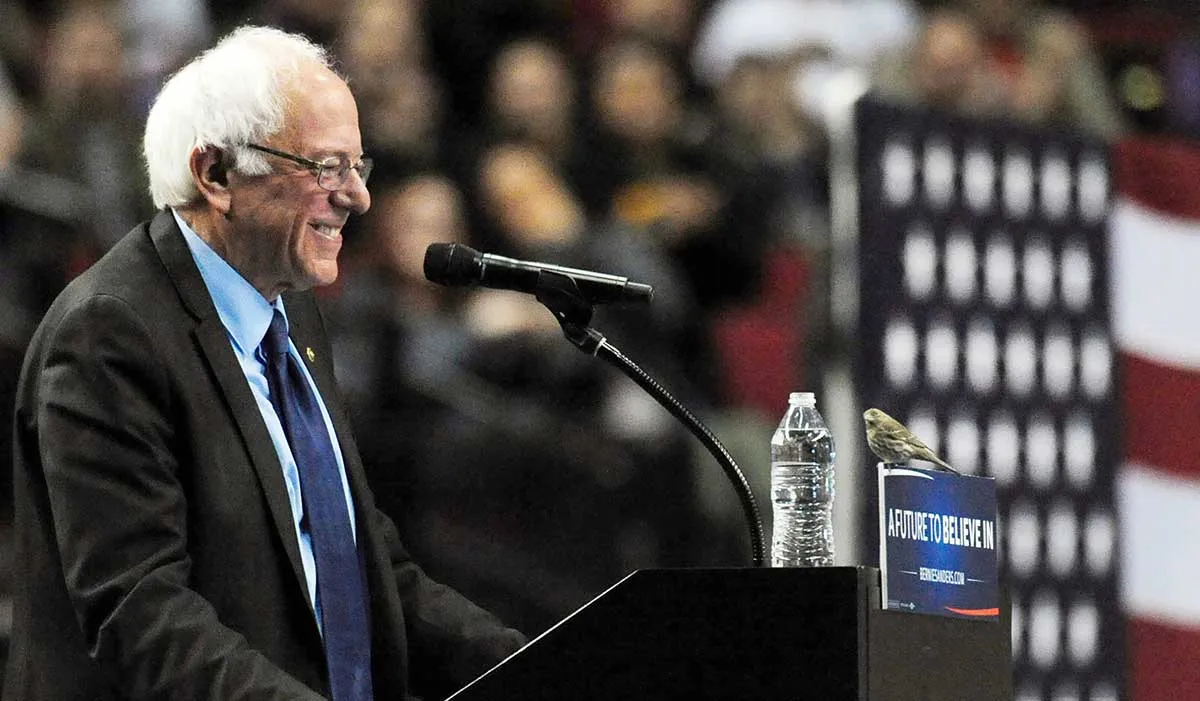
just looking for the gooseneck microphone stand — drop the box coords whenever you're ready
[533,272,767,567]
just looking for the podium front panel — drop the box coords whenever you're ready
[451,567,1010,700]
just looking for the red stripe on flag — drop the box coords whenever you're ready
[1129,618,1200,699]
[1114,137,1200,222]
[943,606,1000,617]
[1122,352,1200,481]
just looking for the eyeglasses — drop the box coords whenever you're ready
[245,143,373,191]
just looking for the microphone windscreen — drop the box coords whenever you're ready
[423,242,479,285]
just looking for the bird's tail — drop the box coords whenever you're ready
[932,455,960,474]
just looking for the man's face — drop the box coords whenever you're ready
[226,64,371,300]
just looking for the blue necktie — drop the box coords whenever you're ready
[263,310,373,700]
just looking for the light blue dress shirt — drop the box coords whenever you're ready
[173,209,356,633]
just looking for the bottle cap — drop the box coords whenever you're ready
[789,392,816,406]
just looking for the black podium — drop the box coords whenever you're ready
[450,567,1010,700]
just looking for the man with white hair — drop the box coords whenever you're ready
[4,26,525,700]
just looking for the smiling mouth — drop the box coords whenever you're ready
[310,223,341,240]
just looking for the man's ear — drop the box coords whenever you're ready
[190,147,233,215]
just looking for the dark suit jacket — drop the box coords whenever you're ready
[4,210,525,700]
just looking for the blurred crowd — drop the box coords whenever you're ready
[0,0,1189,635]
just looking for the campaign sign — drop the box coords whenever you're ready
[878,464,999,621]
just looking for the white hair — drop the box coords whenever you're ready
[143,26,337,209]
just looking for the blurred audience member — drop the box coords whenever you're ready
[444,37,585,247]
[472,138,729,596]
[0,63,22,172]
[120,0,213,111]
[0,2,37,99]
[873,8,1007,118]
[341,0,425,77]
[0,48,81,338]
[474,142,695,346]
[592,39,701,172]
[18,1,152,248]
[474,140,710,401]
[589,37,768,312]
[608,0,702,53]
[367,66,445,174]
[708,48,831,317]
[0,61,26,524]
[424,0,567,132]
[705,49,835,421]
[569,0,703,60]
[475,141,587,252]
[487,38,579,167]
[329,173,485,454]
[961,0,1126,138]
[1,1,143,565]
[692,0,920,121]
[340,0,444,176]
[713,53,824,174]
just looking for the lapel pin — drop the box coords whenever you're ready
[306,347,316,363]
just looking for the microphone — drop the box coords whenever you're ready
[423,243,654,305]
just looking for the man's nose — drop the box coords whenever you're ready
[333,170,371,214]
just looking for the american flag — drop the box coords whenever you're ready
[1112,135,1200,700]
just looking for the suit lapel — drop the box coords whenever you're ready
[149,211,314,614]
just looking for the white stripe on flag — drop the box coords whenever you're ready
[1111,198,1200,371]
[1119,464,1200,625]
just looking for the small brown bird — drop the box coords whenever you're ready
[863,408,958,473]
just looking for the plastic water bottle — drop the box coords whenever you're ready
[771,392,836,567]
